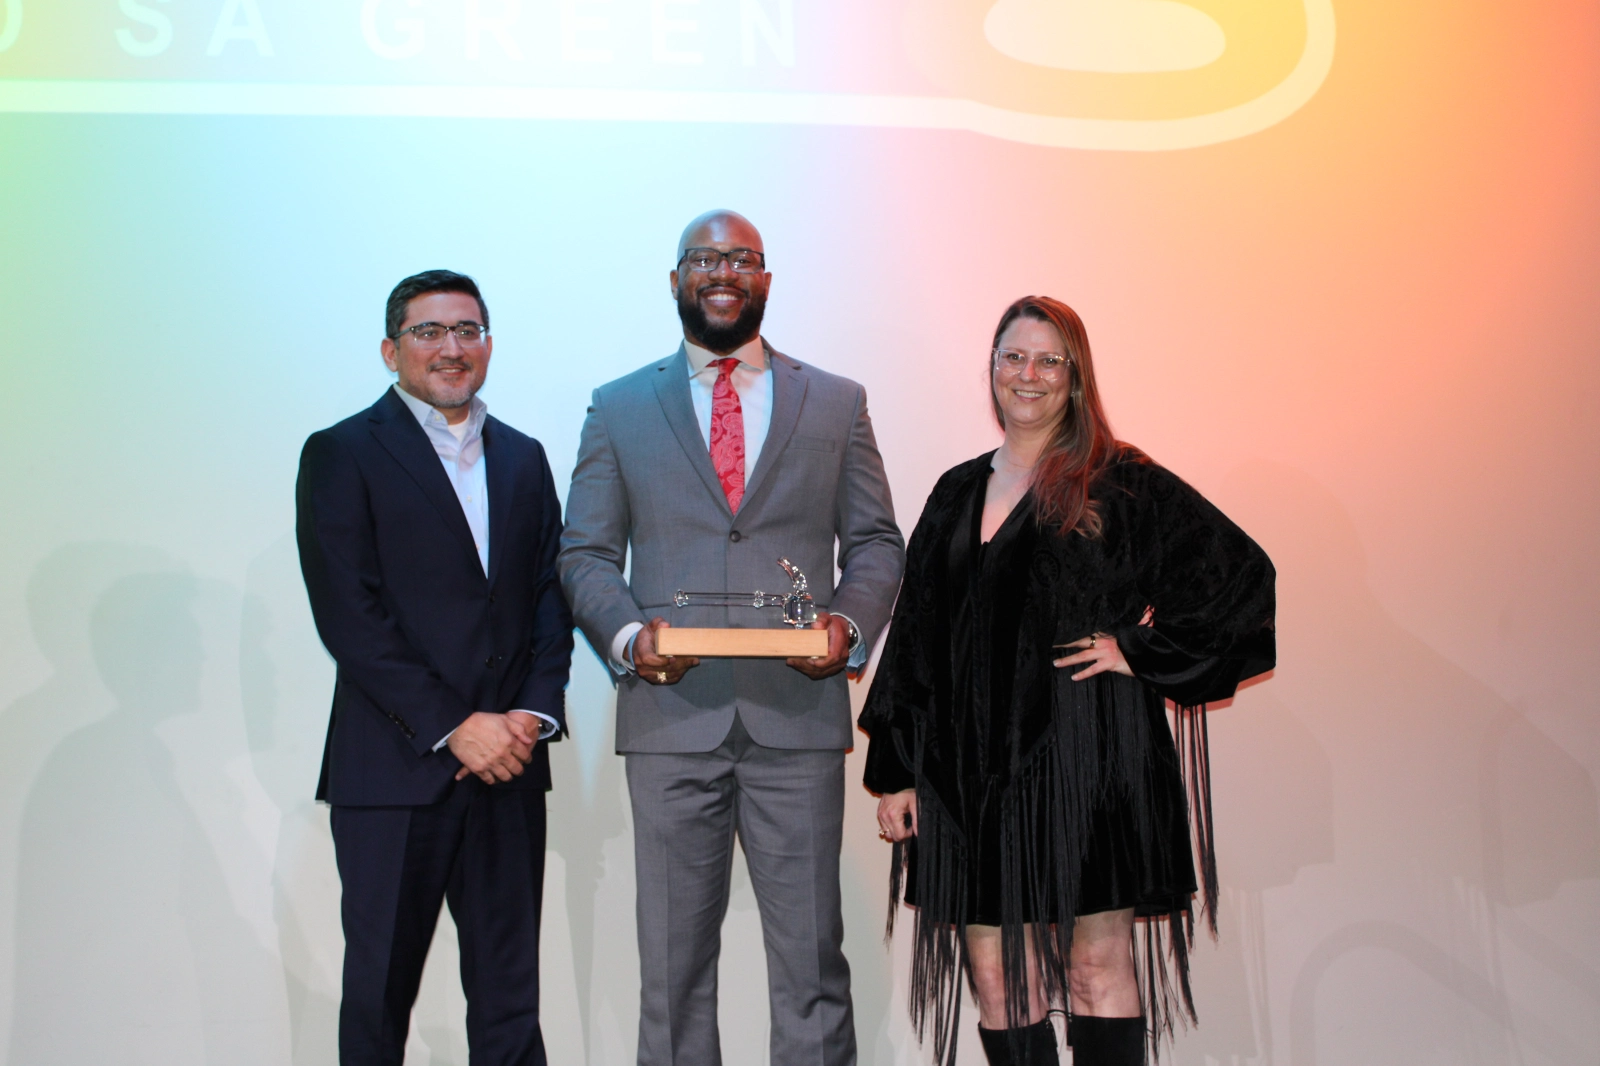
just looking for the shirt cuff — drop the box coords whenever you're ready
[610,621,645,675]
[834,612,867,670]
[510,709,559,739]
[431,710,558,752]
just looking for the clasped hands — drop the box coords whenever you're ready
[632,611,853,684]
[447,711,539,784]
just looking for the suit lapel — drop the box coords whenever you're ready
[483,417,516,586]
[367,389,482,570]
[653,345,733,516]
[741,344,806,508]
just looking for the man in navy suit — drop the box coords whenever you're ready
[297,270,573,1066]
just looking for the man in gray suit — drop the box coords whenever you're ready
[558,210,904,1066]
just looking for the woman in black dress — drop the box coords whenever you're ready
[860,296,1275,1066]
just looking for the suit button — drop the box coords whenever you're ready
[729,531,742,543]
[485,655,495,668]
[489,593,497,605]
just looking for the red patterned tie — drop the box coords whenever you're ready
[709,357,746,512]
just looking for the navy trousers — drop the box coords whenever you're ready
[331,780,547,1066]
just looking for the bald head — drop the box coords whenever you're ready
[671,210,771,354]
[677,210,764,260]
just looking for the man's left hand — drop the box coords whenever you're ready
[451,711,537,783]
[786,611,851,680]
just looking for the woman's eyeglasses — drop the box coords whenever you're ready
[992,348,1071,381]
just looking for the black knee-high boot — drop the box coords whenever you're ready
[977,1019,1060,1064]
[1066,1016,1146,1066]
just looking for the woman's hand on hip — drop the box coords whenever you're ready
[1054,606,1151,680]
[877,789,918,842]
[1053,631,1135,680]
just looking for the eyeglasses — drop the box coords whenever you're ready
[395,321,489,346]
[993,348,1071,381]
[678,247,767,274]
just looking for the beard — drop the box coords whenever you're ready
[411,358,483,412]
[677,281,767,352]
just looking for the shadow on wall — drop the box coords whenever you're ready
[9,570,281,1065]
[0,543,178,1046]
[1172,462,1600,1066]
[1172,677,1336,1066]
[0,544,176,785]
[241,533,341,1066]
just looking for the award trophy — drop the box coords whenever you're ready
[655,558,831,658]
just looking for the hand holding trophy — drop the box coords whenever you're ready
[656,558,831,658]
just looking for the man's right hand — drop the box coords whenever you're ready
[633,617,699,685]
[448,711,536,785]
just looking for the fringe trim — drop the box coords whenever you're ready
[1135,906,1197,1059]
[887,683,1220,1065]
[1174,703,1218,935]
[890,789,970,1066]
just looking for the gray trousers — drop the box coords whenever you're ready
[625,714,856,1066]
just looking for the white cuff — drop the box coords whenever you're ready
[833,612,867,670]
[510,709,560,739]
[610,621,645,675]
[432,710,559,751]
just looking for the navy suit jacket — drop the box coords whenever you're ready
[296,388,574,806]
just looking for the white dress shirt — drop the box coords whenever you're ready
[607,341,864,674]
[393,384,558,743]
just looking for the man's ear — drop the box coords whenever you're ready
[669,269,681,299]
[381,337,399,372]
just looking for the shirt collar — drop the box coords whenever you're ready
[392,383,487,437]
[684,336,768,376]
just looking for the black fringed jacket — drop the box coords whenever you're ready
[863,450,1274,791]
[859,448,1275,1056]
[861,448,1276,837]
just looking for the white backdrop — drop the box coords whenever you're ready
[2,2,1598,1063]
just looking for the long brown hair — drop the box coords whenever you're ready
[989,296,1131,537]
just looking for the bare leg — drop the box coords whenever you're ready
[1066,908,1140,1016]
[966,908,1140,1026]
[965,924,1051,1030]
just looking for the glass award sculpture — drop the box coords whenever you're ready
[655,558,831,658]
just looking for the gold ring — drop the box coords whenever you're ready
[655,671,668,683]
[1090,633,1098,648]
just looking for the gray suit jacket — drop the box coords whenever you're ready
[559,342,905,754]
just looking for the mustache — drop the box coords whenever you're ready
[677,274,766,352]
[427,358,475,372]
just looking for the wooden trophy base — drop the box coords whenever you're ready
[655,627,829,658]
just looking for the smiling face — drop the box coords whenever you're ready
[992,314,1073,437]
[380,291,492,421]
[670,212,771,353]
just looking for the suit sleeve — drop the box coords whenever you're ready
[557,391,648,664]
[511,442,576,735]
[826,384,906,650]
[296,430,473,755]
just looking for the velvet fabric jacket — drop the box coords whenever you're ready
[859,448,1275,1060]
